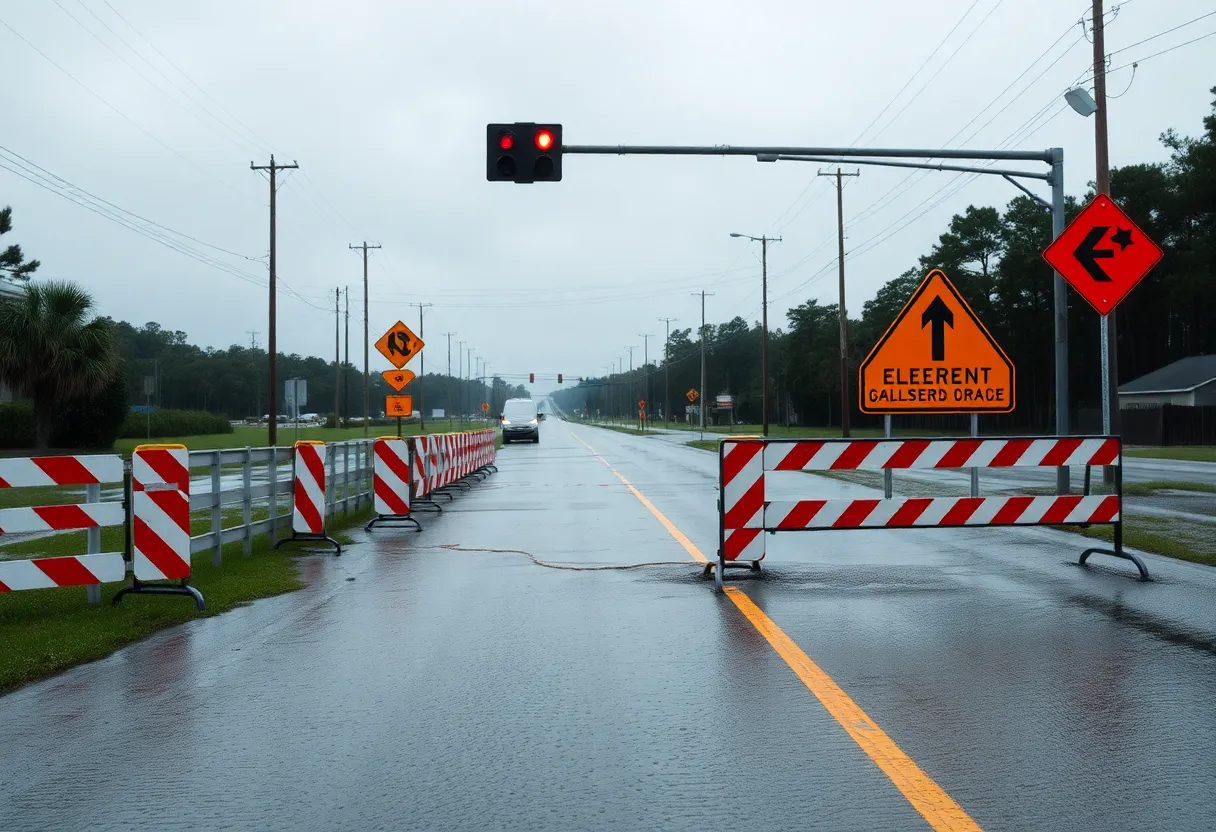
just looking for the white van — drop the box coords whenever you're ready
[500,398,539,444]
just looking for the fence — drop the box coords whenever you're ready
[715,434,1143,592]
[0,430,497,607]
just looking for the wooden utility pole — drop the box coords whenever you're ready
[819,168,860,437]
[250,155,298,447]
[692,291,714,432]
[348,242,381,437]
[638,332,653,430]
[1093,0,1120,482]
[410,303,433,430]
[658,317,676,423]
[443,331,456,428]
[333,287,341,430]
[343,287,350,427]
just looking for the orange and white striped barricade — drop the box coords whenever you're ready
[408,436,441,513]
[274,440,340,554]
[715,434,1140,591]
[366,436,420,531]
[427,434,454,503]
[449,433,473,490]
[0,453,126,604]
[113,444,204,609]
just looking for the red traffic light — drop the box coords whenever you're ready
[534,129,555,151]
[529,373,535,383]
[498,131,515,150]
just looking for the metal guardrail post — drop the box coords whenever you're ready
[327,442,337,523]
[211,452,223,566]
[85,481,102,605]
[343,442,351,513]
[242,447,253,556]
[269,448,279,542]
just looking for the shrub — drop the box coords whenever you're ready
[0,402,35,449]
[118,409,233,439]
[52,367,130,450]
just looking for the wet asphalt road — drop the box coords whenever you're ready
[3,419,1216,831]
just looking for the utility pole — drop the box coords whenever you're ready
[247,331,260,421]
[348,242,381,437]
[818,168,860,437]
[729,233,780,436]
[658,317,676,424]
[692,292,714,433]
[457,340,465,424]
[626,345,638,426]
[333,287,341,430]
[638,333,653,429]
[411,303,433,431]
[250,154,298,447]
[343,288,350,428]
[1092,0,1119,484]
[443,332,456,429]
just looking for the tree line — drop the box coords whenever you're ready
[110,319,527,423]
[554,88,1216,431]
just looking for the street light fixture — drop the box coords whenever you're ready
[731,232,780,437]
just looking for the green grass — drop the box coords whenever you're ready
[1067,519,1215,567]
[590,423,657,438]
[1125,446,1216,463]
[1120,480,1216,496]
[0,503,376,694]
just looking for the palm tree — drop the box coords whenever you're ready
[0,281,118,450]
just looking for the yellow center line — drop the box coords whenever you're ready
[569,425,982,832]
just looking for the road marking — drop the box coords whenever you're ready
[571,432,707,563]
[570,425,982,832]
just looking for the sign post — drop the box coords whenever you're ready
[1042,194,1163,437]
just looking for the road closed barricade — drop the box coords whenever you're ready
[273,440,341,554]
[114,444,205,609]
[0,453,126,601]
[367,436,420,531]
[715,434,1139,591]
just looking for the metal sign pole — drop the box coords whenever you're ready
[970,414,980,498]
[883,415,893,498]
[1100,315,1111,435]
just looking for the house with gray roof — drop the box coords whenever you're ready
[1118,355,1216,408]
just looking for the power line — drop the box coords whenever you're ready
[1107,9,1216,56]
[0,15,249,198]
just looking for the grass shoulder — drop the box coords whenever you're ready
[1124,446,1216,463]
[0,506,375,695]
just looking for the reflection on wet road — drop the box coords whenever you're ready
[2,419,1215,831]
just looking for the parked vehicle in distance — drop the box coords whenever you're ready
[500,398,539,444]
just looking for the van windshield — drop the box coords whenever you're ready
[503,401,536,421]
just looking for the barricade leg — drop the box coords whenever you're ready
[1077,462,1149,580]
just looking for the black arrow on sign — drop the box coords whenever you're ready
[921,295,954,361]
[387,331,411,356]
[1074,225,1114,282]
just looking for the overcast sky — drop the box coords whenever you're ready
[2,0,1212,395]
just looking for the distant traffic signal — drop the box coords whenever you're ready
[486,123,563,183]
[557,374,563,384]
[529,373,535,383]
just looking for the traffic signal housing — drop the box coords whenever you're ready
[557,374,563,384]
[529,373,535,383]
[487,123,563,183]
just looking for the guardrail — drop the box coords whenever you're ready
[1,430,497,608]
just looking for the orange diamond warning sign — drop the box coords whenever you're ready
[859,269,1014,414]
[375,321,424,370]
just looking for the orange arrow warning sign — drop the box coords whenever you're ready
[859,269,1014,414]
[382,369,416,391]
